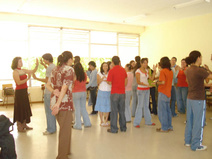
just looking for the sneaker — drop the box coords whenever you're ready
[196,145,207,151]
[135,125,140,128]
[184,144,191,147]
[43,131,53,135]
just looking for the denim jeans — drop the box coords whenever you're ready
[110,93,126,132]
[158,93,173,131]
[73,92,91,129]
[131,85,137,117]
[134,90,152,126]
[176,87,188,114]
[170,86,177,116]
[149,87,157,115]
[125,91,132,122]
[44,94,56,133]
[184,99,206,151]
[90,87,97,112]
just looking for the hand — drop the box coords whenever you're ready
[204,64,209,71]
[32,73,37,79]
[35,58,39,66]
[175,65,180,71]
[153,65,157,72]
[53,89,60,97]
[51,103,60,115]
[40,58,45,66]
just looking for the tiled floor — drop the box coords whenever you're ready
[1,103,212,159]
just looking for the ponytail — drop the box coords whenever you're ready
[57,51,73,66]
[185,50,201,65]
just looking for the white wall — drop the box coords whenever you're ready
[140,13,212,68]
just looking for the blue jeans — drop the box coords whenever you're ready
[131,85,137,117]
[110,93,126,132]
[73,92,91,129]
[134,90,152,126]
[176,87,188,114]
[125,91,132,122]
[158,93,173,131]
[184,99,206,151]
[44,94,56,133]
[171,86,177,116]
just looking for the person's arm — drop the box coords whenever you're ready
[86,70,96,89]
[148,66,156,81]
[33,74,48,83]
[206,74,212,80]
[125,77,128,86]
[136,72,150,87]
[204,64,212,73]
[23,58,39,74]
[97,74,104,85]
[40,58,47,69]
[13,70,31,85]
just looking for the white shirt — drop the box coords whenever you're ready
[135,69,149,89]
[98,72,111,91]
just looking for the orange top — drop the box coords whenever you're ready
[158,68,173,98]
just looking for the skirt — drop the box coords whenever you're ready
[95,90,111,112]
[13,88,32,123]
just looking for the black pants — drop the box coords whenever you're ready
[90,87,97,112]
[149,87,157,115]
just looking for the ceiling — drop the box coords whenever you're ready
[0,0,212,26]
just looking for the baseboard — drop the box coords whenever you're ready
[0,101,44,106]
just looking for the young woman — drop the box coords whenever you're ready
[46,51,74,159]
[184,50,212,151]
[125,64,134,122]
[72,62,91,130]
[133,58,156,128]
[95,62,111,126]
[176,59,188,114]
[155,57,173,132]
[11,57,38,132]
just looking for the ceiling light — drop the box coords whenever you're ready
[173,0,210,9]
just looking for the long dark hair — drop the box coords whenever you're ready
[160,57,171,70]
[74,63,85,82]
[125,64,132,71]
[134,56,141,74]
[100,62,109,74]
[185,50,201,65]
[57,51,73,66]
[11,57,22,70]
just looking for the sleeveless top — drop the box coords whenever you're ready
[98,72,111,92]
[15,68,28,90]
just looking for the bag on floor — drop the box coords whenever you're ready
[0,115,17,159]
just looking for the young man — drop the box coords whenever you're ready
[33,53,56,135]
[107,56,128,133]
[86,61,98,115]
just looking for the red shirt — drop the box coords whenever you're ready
[50,65,74,111]
[107,65,127,94]
[15,68,28,90]
[158,68,173,98]
[177,69,188,87]
[72,73,87,93]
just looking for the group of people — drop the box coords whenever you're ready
[11,50,212,159]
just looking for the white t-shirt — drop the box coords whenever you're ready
[98,72,111,92]
[135,69,149,89]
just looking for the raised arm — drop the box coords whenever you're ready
[23,58,39,74]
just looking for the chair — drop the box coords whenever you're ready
[2,84,15,108]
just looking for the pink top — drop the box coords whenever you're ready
[72,73,87,93]
[125,72,134,91]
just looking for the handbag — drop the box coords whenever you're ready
[4,87,15,96]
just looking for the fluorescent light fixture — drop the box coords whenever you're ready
[173,0,210,9]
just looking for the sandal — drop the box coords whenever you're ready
[103,122,110,127]
[156,128,168,133]
[100,123,105,126]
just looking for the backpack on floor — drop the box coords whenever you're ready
[0,115,17,159]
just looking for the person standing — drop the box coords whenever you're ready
[46,51,74,159]
[11,57,38,132]
[176,59,188,114]
[72,62,91,130]
[184,50,212,151]
[107,56,127,133]
[95,62,111,126]
[155,57,173,132]
[133,58,156,128]
[86,61,98,115]
[33,53,56,135]
[124,64,134,123]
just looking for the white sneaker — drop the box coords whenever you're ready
[43,131,53,135]
[184,144,190,147]
[196,145,207,151]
